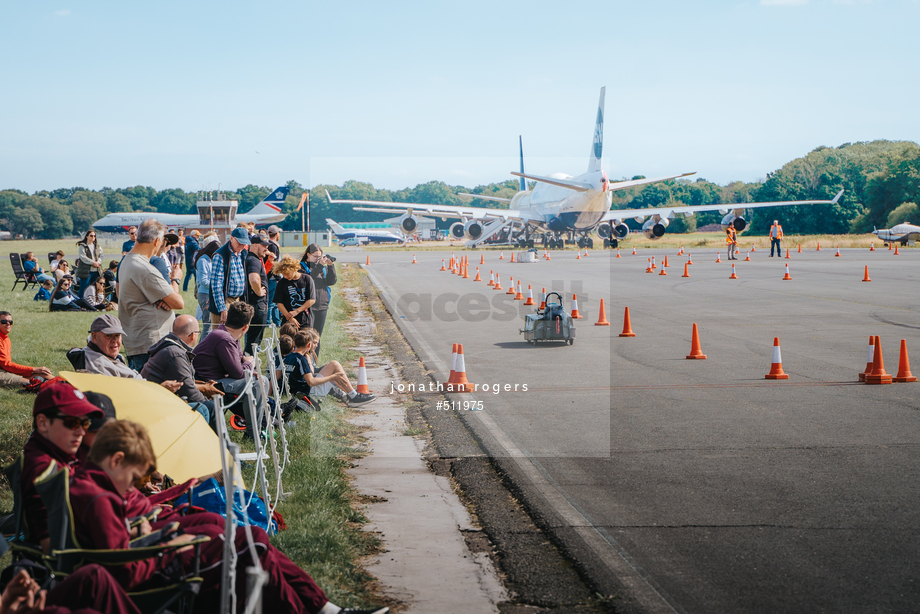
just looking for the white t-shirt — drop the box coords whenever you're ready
[117,253,175,356]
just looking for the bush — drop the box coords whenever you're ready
[886,202,920,228]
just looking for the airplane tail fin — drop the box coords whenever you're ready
[326,218,347,234]
[588,86,605,173]
[248,186,290,215]
[519,136,526,192]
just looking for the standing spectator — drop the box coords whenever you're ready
[151,233,179,282]
[167,228,184,274]
[22,252,55,284]
[273,255,316,331]
[208,227,249,328]
[182,229,200,291]
[0,311,52,390]
[770,219,784,257]
[54,259,72,283]
[300,244,337,356]
[121,226,137,255]
[50,276,100,312]
[243,234,270,353]
[118,218,184,372]
[265,225,282,327]
[195,235,220,339]
[49,250,65,271]
[75,229,103,292]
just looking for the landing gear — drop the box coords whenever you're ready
[576,235,595,249]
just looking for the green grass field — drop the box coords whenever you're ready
[0,239,386,609]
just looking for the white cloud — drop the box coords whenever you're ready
[54,9,71,17]
[760,0,807,5]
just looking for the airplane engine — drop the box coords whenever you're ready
[721,214,747,233]
[399,215,419,233]
[642,216,669,240]
[596,223,612,239]
[449,221,467,240]
[596,222,629,240]
[613,223,629,239]
[464,220,484,241]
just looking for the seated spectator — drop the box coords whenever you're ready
[49,249,66,271]
[21,381,104,552]
[33,279,54,302]
[69,420,388,614]
[191,301,266,424]
[141,315,222,429]
[83,277,117,311]
[102,259,118,301]
[1,564,144,614]
[21,251,55,284]
[285,329,375,407]
[50,275,99,312]
[0,311,52,390]
[81,315,181,393]
[53,259,72,283]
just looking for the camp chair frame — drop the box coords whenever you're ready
[9,253,38,291]
[2,455,47,564]
[35,465,210,614]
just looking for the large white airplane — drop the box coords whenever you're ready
[93,186,290,234]
[325,87,843,249]
[326,218,405,244]
[873,222,920,246]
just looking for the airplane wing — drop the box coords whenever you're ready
[607,172,697,191]
[601,190,844,221]
[510,171,697,192]
[457,193,512,203]
[325,190,545,223]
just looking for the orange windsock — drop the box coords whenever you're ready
[862,266,871,282]
[865,336,893,384]
[447,344,474,392]
[524,285,534,305]
[782,264,792,280]
[595,298,610,326]
[859,336,875,382]
[681,262,690,277]
[619,306,636,337]
[570,294,583,319]
[893,339,918,383]
[686,323,706,359]
[765,337,789,380]
[356,356,370,393]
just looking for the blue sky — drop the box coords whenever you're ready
[1,0,917,194]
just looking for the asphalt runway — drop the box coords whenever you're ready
[344,244,919,613]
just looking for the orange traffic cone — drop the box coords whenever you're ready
[751,245,756,253]
[480,254,485,265]
[686,323,706,359]
[687,253,693,265]
[366,255,371,266]
[462,260,470,279]
[859,336,875,382]
[782,264,792,280]
[545,251,551,260]
[448,344,474,392]
[412,254,417,264]
[798,244,802,253]
[487,270,495,287]
[500,250,504,260]
[664,255,670,268]
[570,294,583,319]
[764,337,789,379]
[583,249,589,257]
[744,251,751,261]
[445,343,458,385]
[893,339,918,382]
[681,262,690,278]
[506,277,516,294]
[835,247,841,257]
[646,258,653,273]
[715,252,721,263]
[888,242,892,251]
[862,266,871,282]
[619,307,636,337]
[870,243,875,251]
[539,288,546,310]
[356,356,370,393]
[576,252,582,260]
[785,248,791,259]
[524,285,535,305]
[440,259,447,271]
[632,247,637,255]
[473,267,482,282]
[616,249,621,258]
[514,280,524,300]
[729,263,738,279]
[493,273,502,291]
[511,251,516,263]
[595,299,610,326]
[894,244,900,255]
[651,256,657,269]
[816,243,821,251]
[659,265,667,276]
[865,335,892,384]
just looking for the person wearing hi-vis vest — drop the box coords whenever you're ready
[770,220,784,257]
[726,226,738,260]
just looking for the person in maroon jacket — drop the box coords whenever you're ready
[21,382,103,552]
[69,420,387,614]
[1,564,143,614]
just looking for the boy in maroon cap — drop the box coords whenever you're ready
[21,382,103,553]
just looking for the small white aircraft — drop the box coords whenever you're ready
[325,87,843,249]
[873,223,920,246]
[326,218,405,244]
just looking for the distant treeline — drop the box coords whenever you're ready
[2,140,918,240]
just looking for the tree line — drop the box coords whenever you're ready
[2,140,917,240]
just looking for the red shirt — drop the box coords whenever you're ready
[22,432,81,542]
[0,330,32,377]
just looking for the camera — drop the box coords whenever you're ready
[324,255,336,262]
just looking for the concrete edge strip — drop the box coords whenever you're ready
[362,265,678,614]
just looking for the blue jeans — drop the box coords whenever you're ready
[127,354,150,373]
[197,292,211,339]
[267,278,280,326]
[189,400,217,431]
[182,266,196,292]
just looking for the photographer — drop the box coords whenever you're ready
[300,244,336,356]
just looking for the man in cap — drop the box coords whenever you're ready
[119,218,184,372]
[21,381,104,552]
[243,233,270,352]
[208,227,249,329]
[266,225,283,326]
[82,314,181,392]
[182,228,201,291]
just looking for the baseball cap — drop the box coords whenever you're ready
[249,234,264,245]
[164,233,180,246]
[89,314,125,335]
[84,391,117,431]
[33,382,104,419]
[230,227,251,245]
[267,225,281,236]
[189,229,200,236]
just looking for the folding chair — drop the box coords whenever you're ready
[9,253,38,291]
[47,253,56,265]
[1,455,46,564]
[35,465,210,614]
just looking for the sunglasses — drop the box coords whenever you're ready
[0,320,12,325]
[54,415,92,431]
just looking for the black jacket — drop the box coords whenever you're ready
[301,261,337,312]
[141,333,207,404]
